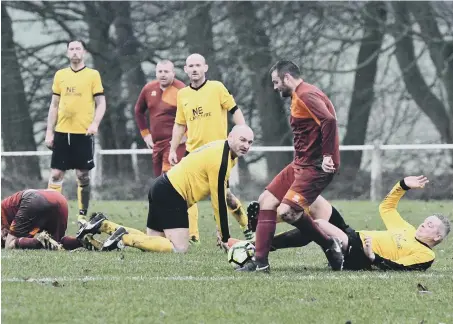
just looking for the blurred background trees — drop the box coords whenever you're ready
[2,1,452,199]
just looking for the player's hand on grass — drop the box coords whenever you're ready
[363,236,375,262]
[86,122,99,135]
[143,134,154,149]
[45,131,54,149]
[403,175,429,189]
[169,150,178,166]
[322,155,335,173]
[219,241,230,253]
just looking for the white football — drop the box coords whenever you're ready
[227,241,255,268]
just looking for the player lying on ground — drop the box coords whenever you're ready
[77,125,255,253]
[1,189,95,250]
[239,175,451,271]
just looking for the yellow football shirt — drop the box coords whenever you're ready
[166,140,237,242]
[175,80,236,152]
[52,67,104,134]
[358,181,435,270]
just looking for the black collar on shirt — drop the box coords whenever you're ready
[70,66,87,73]
[415,237,432,250]
[190,79,208,91]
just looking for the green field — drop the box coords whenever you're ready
[2,200,453,324]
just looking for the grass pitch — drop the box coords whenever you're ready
[2,200,453,324]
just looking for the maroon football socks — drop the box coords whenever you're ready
[254,210,277,264]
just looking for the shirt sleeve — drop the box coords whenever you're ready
[373,252,434,271]
[51,72,61,96]
[207,144,230,242]
[92,70,104,96]
[301,92,337,157]
[379,180,414,231]
[134,85,150,137]
[219,82,237,111]
[175,91,187,125]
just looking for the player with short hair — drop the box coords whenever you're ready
[244,175,451,271]
[134,60,186,177]
[79,125,254,253]
[168,53,253,244]
[1,189,94,250]
[238,60,344,272]
[45,40,106,223]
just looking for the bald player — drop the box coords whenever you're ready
[135,60,186,177]
[78,125,255,253]
[168,53,254,244]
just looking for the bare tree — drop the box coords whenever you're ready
[341,2,387,176]
[227,1,292,178]
[84,1,134,180]
[392,2,453,149]
[1,5,41,183]
[185,2,222,81]
[112,1,152,177]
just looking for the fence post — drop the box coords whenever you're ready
[92,140,103,200]
[131,142,139,182]
[370,141,382,202]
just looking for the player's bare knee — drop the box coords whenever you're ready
[277,204,299,223]
[50,169,65,182]
[4,236,17,249]
[76,170,90,186]
[258,190,279,210]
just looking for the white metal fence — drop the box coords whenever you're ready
[2,143,453,201]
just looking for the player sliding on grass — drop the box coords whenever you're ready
[77,125,254,253]
[1,189,97,250]
[239,175,451,271]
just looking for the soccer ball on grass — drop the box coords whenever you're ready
[227,241,255,268]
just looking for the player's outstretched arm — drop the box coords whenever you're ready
[378,176,428,230]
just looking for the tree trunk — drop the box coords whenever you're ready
[341,2,387,176]
[112,1,153,178]
[410,2,453,144]
[227,1,292,178]
[392,2,453,145]
[1,5,42,185]
[185,2,222,81]
[84,2,134,181]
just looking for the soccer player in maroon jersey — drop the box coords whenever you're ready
[135,60,187,177]
[1,189,89,250]
[238,60,344,272]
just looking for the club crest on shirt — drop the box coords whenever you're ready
[150,91,157,97]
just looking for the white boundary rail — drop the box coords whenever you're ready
[2,143,453,201]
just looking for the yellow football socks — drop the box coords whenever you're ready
[228,199,248,228]
[48,179,63,193]
[122,234,173,253]
[100,220,144,236]
[188,204,199,240]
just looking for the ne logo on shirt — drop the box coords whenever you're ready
[190,106,211,121]
[65,86,82,97]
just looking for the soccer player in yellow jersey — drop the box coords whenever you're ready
[76,125,254,253]
[168,53,253,244]
[45,40,106,222]
[241,175,451,271]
